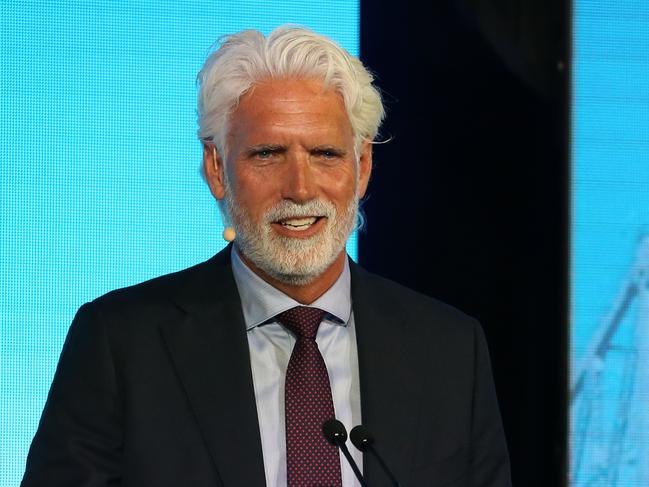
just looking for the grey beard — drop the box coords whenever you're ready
[224,187,358,286]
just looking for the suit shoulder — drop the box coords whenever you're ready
[91,260,203,308]
[84,250,230,324]
[352,263,479,335]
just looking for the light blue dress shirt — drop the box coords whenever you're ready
[230,248,363,487]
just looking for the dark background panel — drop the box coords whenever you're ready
[359,1,568,485]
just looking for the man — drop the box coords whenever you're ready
[22,26,512,486]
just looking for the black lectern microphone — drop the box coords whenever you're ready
[350,425,400,487]
[322,419,369,487]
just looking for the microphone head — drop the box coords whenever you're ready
[222,226,236,242]
[322,419,348,446]
[350,425,375,452]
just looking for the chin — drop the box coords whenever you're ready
[225,188,359,286]
[239,233,344,286]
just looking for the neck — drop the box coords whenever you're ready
[237,249,346,304]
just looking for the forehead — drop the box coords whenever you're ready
[227,78,353,144]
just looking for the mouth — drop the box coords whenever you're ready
[276,216,322,231]
[271,215,327,237]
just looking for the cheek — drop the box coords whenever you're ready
[322,168,359,200]
[230,174,277,218]
[231,162,281,191]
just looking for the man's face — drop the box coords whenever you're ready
[204,78,372,285]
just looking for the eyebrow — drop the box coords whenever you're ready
[242,143,349,158]
[244,144,286,156]
[310,145,348,156]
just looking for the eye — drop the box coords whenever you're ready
[256,149,273,159]
[313,148,344,159]
[252,147,278,159]
[248,146,283,161]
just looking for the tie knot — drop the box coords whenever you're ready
[276,306,326,340]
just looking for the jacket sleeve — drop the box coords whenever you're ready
[470,321,513,486]
[21,302,123,486]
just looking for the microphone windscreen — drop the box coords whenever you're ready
[350,425,375,452]
[322,419,348,445]
[222,227,236,242]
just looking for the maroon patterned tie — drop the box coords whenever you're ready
[276,306,342,487]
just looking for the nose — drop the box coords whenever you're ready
[282,150,316,203]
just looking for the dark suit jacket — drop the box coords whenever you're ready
[22,246,511,486]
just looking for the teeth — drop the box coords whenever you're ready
[280,217,318,230]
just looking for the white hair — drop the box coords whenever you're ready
[196,25,385,155]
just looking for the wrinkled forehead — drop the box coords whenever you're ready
[234,76,347,119]
[238,78,344,114]
[226,78,354,145]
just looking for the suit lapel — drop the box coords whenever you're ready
[351,261,421,485]
[159,247,266,486]
[157,249,421,486]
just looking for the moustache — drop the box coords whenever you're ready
[263,199,336,223]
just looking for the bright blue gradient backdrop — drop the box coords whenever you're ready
[0,2,358,484]
[571,1,649,485]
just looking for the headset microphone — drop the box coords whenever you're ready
[222,227,236,242]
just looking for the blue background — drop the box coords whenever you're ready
[571,1,649,485]
[7,1,649,485]
[0,1,358,484]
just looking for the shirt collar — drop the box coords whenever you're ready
[230,246,352,331]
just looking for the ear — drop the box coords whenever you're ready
[357,139,373,199]
[202,141,226,200]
